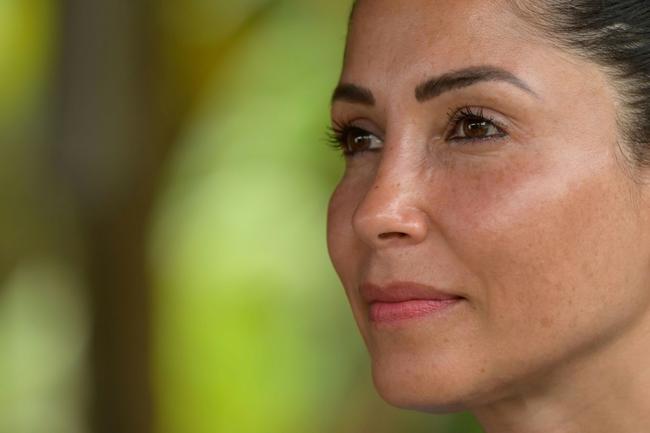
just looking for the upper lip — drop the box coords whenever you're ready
[360,281,463,303]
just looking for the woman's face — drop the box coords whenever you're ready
[327,0,650,412]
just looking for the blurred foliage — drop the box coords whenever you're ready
[0,0,69,272]
[0,0,53,129]
[0,1,87,431]
[0,262,88,433]
[0,1,89,432]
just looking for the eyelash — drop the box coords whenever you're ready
[326,120,358,154]
[445,106,506,142]
[327,106,506,156]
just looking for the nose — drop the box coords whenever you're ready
[352,174,429,248]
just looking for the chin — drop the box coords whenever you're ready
[370,356,479,414]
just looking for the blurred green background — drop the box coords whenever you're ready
[0,0,483,432]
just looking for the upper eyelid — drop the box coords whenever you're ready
[445,107,508,131]
[330,118,384,138]
[447,106,502,124]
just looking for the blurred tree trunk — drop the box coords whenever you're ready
[53,0,281,432]
[54,1,160,432]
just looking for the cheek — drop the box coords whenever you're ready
[326,178,377,344]
[440,151,650,359]
[326,178,363,283]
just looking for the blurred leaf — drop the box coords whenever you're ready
[0,0,54,131]
[0,261,88,433]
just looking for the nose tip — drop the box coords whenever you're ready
[352,194,429,248]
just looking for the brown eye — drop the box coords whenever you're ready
[447,110,505,142]
[463,119,492,138]
[344,127,383,155]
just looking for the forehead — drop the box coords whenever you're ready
[343,0,537,90]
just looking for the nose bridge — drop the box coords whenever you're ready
[352,147,429,246]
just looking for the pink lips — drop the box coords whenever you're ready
[360,282,463,324]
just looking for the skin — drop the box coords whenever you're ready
[326,1,650,432]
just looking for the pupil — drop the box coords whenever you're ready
[464,119,488,138]
[349,132,371,152]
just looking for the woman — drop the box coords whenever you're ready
[326,1,650,432]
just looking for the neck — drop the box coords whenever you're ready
[472,315,650,433]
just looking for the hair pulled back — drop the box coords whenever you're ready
[513,1,650,168]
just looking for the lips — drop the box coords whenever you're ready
[360,282,464,323]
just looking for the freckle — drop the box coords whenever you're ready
[541,317,553,328]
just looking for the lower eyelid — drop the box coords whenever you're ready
[447,131,507,144]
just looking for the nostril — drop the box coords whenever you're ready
[378,232,409,240]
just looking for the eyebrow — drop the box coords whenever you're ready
[330,65,537,106]
[331,83,375,106]
[415,66,537,102]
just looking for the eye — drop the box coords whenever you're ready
[328,124,383,156]
[447,107,506,142]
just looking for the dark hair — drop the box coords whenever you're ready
[512,1,650,169]
[348,0,650,169]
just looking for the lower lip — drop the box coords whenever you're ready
[369,299,462,323]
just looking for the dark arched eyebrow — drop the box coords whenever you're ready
[331,83,375,106]
[331,65,537,107]
[415,66,537,102]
